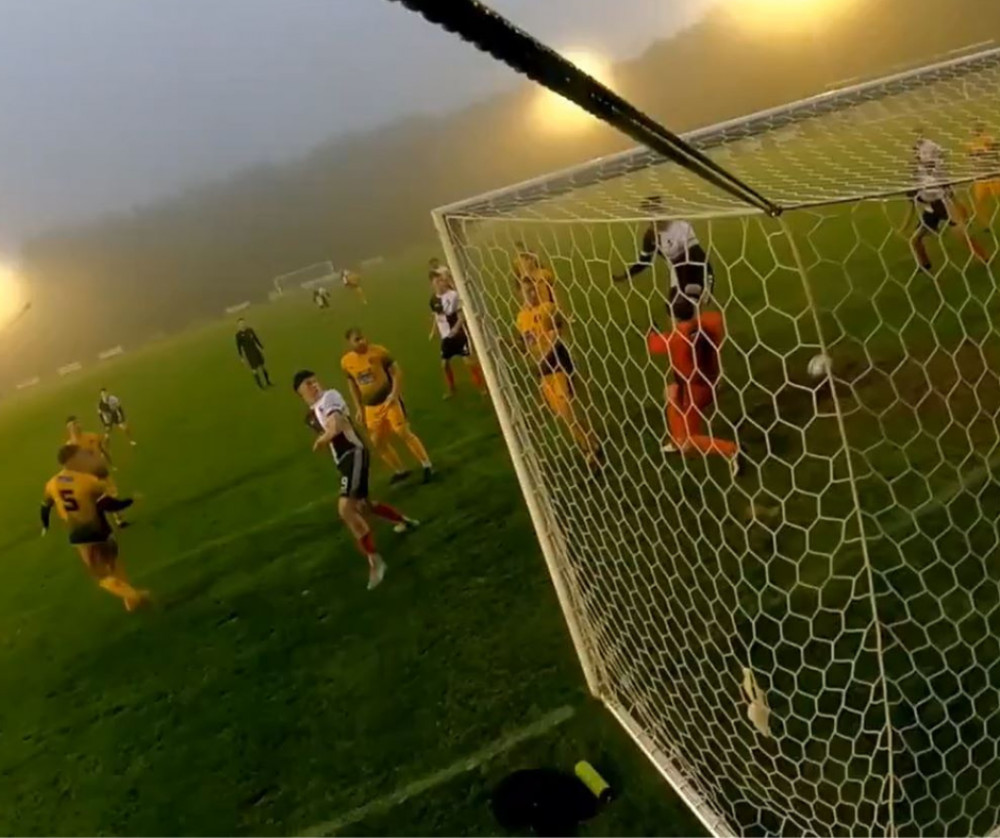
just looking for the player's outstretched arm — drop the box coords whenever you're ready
[40,494,54,536]
[613,226,656,283]
[312,410,347,451]
[429,315,438,341]
[97,495,134,513]
[386,361,403,404]
[346,378,365,425]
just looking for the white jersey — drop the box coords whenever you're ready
[915,173,947,205]
[311,388,362,461]
[433,289,462,338]
[656,220,700,264]
[914,138,945,177]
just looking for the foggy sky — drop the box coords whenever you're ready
[0,0,713,248]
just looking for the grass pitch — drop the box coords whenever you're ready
[0,256,705,835]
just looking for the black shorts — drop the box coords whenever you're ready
[69,519,114,545]
[337,447,371,500]
[672,257,715,299]
[440,332,471,361]
[920,199,954,233]
[540,342,574,377]
[100,409,125,430]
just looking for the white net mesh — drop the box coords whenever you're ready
[434,47,1000,837]
[273,260,337,293]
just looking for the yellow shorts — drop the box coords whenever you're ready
[364,399,408,440]
[541,372,573,418]
[974,179,1000,201]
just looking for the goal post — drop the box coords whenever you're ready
[434,46,1000,837]
[272,261,337,295]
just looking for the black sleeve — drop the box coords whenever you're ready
[626,226,659,278]
[40,500,53,529]
[97,496,134,513]
[251,329,263,350]
[236,332,245,358]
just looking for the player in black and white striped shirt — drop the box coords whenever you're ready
[428,273,484,397]
[612,195,715,302]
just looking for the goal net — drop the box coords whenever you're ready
[272,261,337,295]
[434,47,1000,837]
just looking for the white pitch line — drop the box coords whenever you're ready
[300,705,576,837]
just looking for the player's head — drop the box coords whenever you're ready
[432,273,450,295]
[428,257,441,269]
[99,387,108,398]
[292,370,323,405]
[521,278,539,307]
[237,317,246,329]
[66,415,81,435]
[640,195,665,215]
[345,327,368,352]
[57,443,80,466]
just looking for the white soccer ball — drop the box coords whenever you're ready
[807,353,832,379]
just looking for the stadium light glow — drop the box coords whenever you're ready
[0,265,24,329]
[532,50,614,135]
[719,0,856,33]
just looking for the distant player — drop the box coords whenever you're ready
[513,242,557,306]
[341,328,434,483]
[429,273,485,398]
[515,279,601,465]
[235,317,273,389]
[294,371,418,590]
[342,269,368,304]
[907,174,987,273]
[66,415,129,528]
[913,130,946,179]
[647,287,741,474]
[428,257,455,290]
[97,388,136,447]
[40,444,148,611]
[969,123,1000,230]
[313,286,331,309]
[612,195,715,301]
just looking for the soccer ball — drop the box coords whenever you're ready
[807,353,832,379]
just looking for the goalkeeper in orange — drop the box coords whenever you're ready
[515,279,600,465]
[40,444,149,611]
[647,287,742,476]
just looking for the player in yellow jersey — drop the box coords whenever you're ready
[515,280,601,465]
[969,123,1000,231]
[66,416,130,528]
[513,242,557,306]
[341,269,368,305]
[41,444,149,611]
[341,327,434,484]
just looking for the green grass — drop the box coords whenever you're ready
[0,260,706,836]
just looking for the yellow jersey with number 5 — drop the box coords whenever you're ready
[43,469,111,540]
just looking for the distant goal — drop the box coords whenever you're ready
[272,261,337,295]
[434,47,1000,837]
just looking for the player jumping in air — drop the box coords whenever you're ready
[41,444,149,611]
[67,415,129,528]
[342,269,368,305]
[969,123,1000,231]
[98,388,136,447]
[515,279,601,466]
[235,318,273,389]
[428,273,485,398]
[428,257,455,290]
[907,174,988,273]
[647,287,741,475]
[341,328,434,484]
[295,371,418,590]
[612,195,715,301]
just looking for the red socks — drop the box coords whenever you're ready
[370,502,405,524]
[356,531,376,556]
[470,363,485,391]
[444,365,456,394]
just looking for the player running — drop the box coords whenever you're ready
[98,388,136,447]
[235,318,273,389]
[41,444,149,611]
[612,195,715,301]
[294,371,418,590]
[342,269,368,304]
[969,123,1000,230]
[313,286,331,309]
[647,287,741,475]
[515,279,601,465]
[428,257,455,290]
[341,328,434,484]
[66,415,130,529]
[907,174,988,273]
[429,273,484,398]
